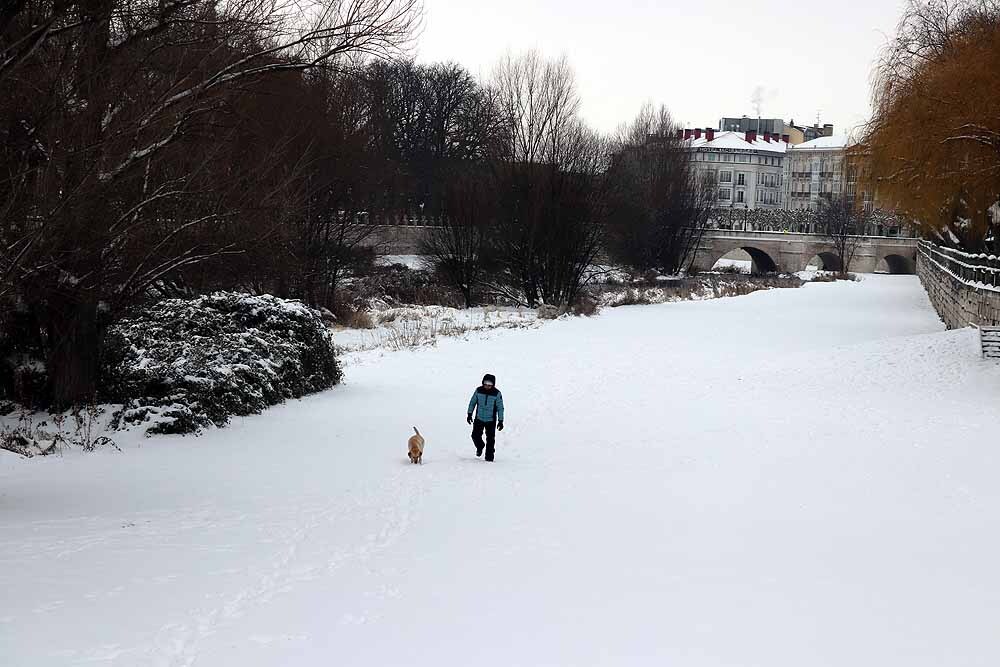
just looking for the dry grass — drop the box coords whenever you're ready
[592,273,803,308]
[809,272,860,283]
[0,405,118,457]
[347,310,375,329]
[571,293,600,316]
[375,316,469,351]
[536,304,562,320]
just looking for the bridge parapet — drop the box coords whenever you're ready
[363,224,921,275]
[917,241,1000,328]
[692,229,919,274]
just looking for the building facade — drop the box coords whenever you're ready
[789,121,835,143]
[784,135,849,210]
[683,129,788,211]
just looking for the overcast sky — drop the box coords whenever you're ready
[414,0,907,137]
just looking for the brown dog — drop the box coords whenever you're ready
[407,427,425,464]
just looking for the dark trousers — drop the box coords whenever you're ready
[471,419,496,461]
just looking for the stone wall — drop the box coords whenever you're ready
[362,225,433,255]
[917,241,1000,329]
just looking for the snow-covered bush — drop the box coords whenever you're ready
[102,292,341,435]
[1,356,47,408]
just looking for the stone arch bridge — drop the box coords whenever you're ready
[691,229,919,274]
[366,225,920,274]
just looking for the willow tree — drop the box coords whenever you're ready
[860,0,1000,252]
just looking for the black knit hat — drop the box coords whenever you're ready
[482,373,496,385]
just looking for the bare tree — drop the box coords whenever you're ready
[0,0,422,406]
[361,59,503,223]
[605,103,714,275]
[816,194,867,276]
[421,167,497,308]
[486,51,607,308]
[491,51,580,165]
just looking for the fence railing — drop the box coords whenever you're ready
[704,207,918,237]
[918,240,1000,291]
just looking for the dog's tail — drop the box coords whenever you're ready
[413,426,420,436]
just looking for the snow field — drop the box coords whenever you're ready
[2,275,999,666]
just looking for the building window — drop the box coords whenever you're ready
[718,188,731,201]
[736,190,745,203]
[719,171,732,183]
[708,153,718,162]
[737,173,746,185]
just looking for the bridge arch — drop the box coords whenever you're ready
[876,253,916,274]
[704,245,779,274]
[804,251,843,273]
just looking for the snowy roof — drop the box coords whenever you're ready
[790,135,850,150]
[686,130,788,154]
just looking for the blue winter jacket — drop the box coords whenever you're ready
[468,387,504,423]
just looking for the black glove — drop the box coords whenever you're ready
[467,414,473,424]
[498,421,504,431]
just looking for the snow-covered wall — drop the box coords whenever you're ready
[917,241,1000,328]
[363,224,432,254]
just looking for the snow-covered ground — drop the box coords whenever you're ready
[373,254,427,270]
[3,275,1000,666]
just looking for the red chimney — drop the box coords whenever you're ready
[781,134,790,143]
[676,129,683,139]
[763,132,772,142]
[745,130,757,143]
[705,128,715,141]
[684,129,693,140]
[694,128,702,140]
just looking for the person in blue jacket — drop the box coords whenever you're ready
[467,373,504,462]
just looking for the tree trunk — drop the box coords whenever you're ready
[462,281,473,309]
[46,293,101,409]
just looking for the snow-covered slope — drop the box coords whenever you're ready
[2,276,999,666]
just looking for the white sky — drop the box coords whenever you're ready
[413,0,907,137]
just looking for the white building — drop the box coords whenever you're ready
[683,129,788,211]
[783,135,853,210]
